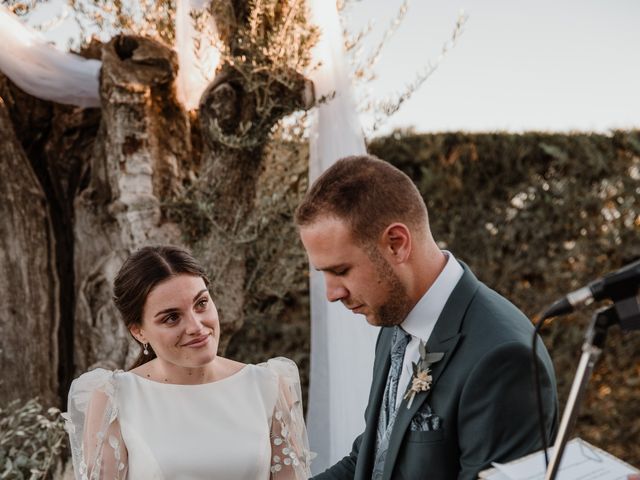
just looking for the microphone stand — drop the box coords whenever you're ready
[543,305,618,480]
[543,291,640,480]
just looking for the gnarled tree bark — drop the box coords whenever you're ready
[0,83,59,407]
[0,0,314,407]
[73,36,188,377]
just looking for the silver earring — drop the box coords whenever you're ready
[143,343,149,355]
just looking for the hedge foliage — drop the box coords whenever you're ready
[371,130,640,464]
[233,129,640,465]
[7,130,636,475]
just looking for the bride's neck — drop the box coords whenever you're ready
[145,358,219,385]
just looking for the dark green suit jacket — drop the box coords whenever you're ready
[313,264,558,480]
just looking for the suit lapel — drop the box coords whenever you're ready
[381,265,480,479]
[354,328,394,480]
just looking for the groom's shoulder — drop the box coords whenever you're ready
[462,279,535,346]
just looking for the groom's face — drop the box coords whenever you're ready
[300,216,411,326]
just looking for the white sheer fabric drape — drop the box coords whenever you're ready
[0,5,100,108]
[175,0,219,110]
[306,0,379,474]
[0,2,217,110]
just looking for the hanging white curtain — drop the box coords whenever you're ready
[0,2,218,111]
[174,0,220,110]
[0,5,100,108]
[306,0,379,474]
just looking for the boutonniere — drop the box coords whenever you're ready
[403,341,445,409]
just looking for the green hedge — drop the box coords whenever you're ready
[369,130,640,464]
[229,129,640,465]
[5,130,638,475]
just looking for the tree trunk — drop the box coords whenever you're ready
[0,84,59,407]
[73,35,188,375]
[0,7,313,406]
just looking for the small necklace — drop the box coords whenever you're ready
[145,368,217,385]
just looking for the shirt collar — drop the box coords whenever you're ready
[401,251,464,342]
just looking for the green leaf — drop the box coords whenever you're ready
[418,340,427,359]
[424,352,445,364]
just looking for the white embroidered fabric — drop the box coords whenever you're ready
[63,357,312,480]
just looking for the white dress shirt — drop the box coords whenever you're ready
[394,251,464,409]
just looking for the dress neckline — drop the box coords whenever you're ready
[125,363,251,387]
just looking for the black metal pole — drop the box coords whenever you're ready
[544,306,618,480]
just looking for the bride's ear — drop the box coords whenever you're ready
[129,324,146,344]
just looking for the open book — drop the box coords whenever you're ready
[478,438,639,480]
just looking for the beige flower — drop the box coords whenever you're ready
[411,369,433,392]
[403,341,444,409]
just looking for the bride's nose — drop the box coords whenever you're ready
[184,310,205,334]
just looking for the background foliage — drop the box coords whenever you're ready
[4,130,639,476]
[8,0,638,474]
[369,129,640,463]
[231,129,640,465]
[0,400,66,479]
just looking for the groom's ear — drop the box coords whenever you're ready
[381,223,411,264]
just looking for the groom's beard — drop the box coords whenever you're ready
[365,246,412,327]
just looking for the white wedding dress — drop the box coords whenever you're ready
[64,357,312,480]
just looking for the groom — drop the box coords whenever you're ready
[296,155,558,480]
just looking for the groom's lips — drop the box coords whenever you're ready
[348,304,365,313]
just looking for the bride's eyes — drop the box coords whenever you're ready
[159,298,208,324]
[162,312,180,324]
[195,298,208,310]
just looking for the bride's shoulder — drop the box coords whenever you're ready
[257,357,301,381]
[219,356,247,372]
[67,368,123,414]
[70,367,122,389]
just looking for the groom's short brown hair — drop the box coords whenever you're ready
[295,155,429,243]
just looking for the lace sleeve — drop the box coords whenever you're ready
[63,369,128,480]
[266,358,314,479]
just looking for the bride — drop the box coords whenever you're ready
[64,245,312,479]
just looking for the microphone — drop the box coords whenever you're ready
[542,259,640,319]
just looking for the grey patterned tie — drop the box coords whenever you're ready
[373,326,411,479]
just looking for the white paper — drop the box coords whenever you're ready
[480,438,639,480]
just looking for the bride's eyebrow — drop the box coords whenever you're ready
[154,289,209,317]
[192,289,208,302]
[154,307,178,318]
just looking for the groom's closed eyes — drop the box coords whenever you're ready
[315,264,351,276]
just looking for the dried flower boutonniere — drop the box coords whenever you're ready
[403,341,445,409]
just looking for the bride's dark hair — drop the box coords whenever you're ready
[113,245,210,369]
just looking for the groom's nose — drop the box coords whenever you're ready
[325,277,348,302]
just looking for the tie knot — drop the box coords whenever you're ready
[391,326,411,356]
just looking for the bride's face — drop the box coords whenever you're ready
[133,274,220,369]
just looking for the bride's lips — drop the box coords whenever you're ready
[182,334,211,348]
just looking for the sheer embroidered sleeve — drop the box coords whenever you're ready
[266,358,314,479]
[63,369,128,480]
